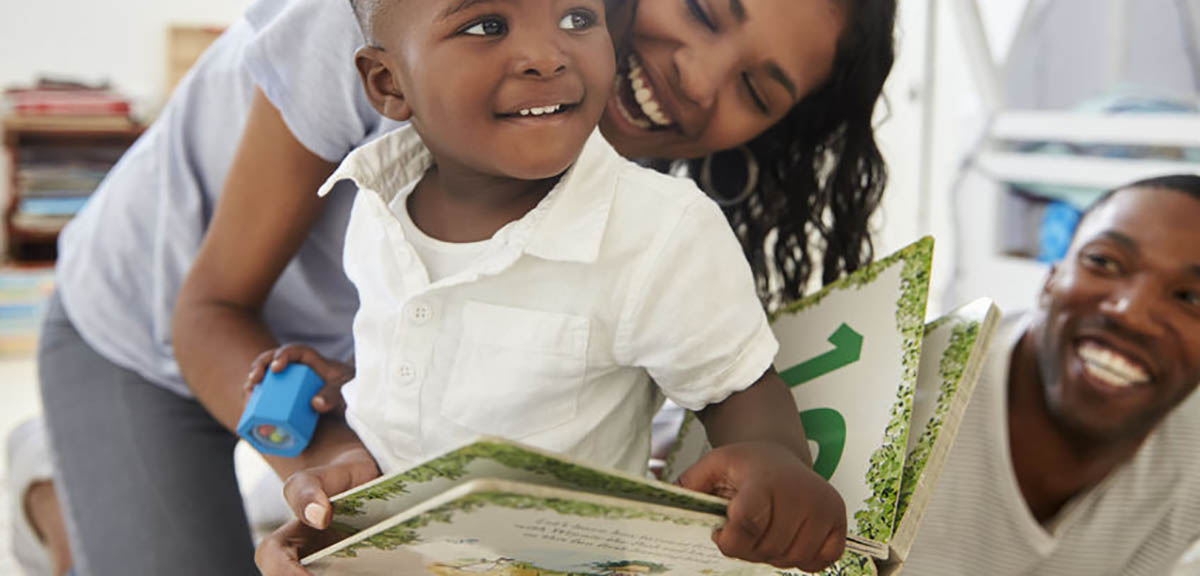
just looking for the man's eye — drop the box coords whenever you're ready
[463,18,507,36]
[1083,253,1120,273]
[560,11,595,30]
[1181,290,1200,309]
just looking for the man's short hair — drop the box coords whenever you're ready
[1085,174,1200,218]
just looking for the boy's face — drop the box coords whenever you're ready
[358,0,614,181]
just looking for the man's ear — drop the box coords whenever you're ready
[356,46,412,122]
[1039,264,1060,308]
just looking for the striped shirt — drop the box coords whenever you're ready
[902,313,1200,575]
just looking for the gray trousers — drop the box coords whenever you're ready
[38,293,259,575]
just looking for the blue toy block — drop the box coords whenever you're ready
[236,364,324,457]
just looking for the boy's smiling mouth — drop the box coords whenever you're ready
[497,102,579,118]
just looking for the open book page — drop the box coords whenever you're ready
[324,438,728,538]
[306,479,814,575]
[883,299,1000,570]
[662,238,934,566]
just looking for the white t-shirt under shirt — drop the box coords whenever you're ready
[902,313,1200,575]
[391,188,490,284]
[318,125,779,475]
[54,0,401,396]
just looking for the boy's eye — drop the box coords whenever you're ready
[463,17,507,36]
[559,11,596,30]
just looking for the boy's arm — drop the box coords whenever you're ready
[696,368,812,466]
[682,369,846,572]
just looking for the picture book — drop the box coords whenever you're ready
[300,237,1000,576]
[662,238,1000,574]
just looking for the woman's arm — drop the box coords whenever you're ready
[172,88,341,478]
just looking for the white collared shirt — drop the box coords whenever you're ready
[318,126,778,475]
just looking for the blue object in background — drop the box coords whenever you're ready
[1038,202,1082,263]
[236,364,323,457]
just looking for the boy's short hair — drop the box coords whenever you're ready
[349,0,383,43]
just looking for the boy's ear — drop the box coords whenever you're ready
[355,46,412,122]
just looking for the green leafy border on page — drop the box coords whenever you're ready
[777,237,931,544]
[661,239,932,576]
[894,320,979,521]
[333,440,727,519]
[333,490,724,559]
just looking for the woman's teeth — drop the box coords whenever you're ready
[517,104,565,117]
[626,55,673,127]
[1079,341,1150,389]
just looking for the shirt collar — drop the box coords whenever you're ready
[318,125,620,264]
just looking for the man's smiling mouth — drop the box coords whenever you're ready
[1078,340,1151,389]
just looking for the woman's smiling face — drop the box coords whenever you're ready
[601,0,846,159]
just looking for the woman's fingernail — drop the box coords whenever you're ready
[304,503,326,526]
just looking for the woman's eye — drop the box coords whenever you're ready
[463,18,507,36]
[686,0,717,31]
[743,74,769,114]
[560,11,595,30]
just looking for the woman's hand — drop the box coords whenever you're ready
[257,443,381,575]
[173,88,338,440]
[246,344,355,414]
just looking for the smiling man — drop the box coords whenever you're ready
[903,174,1200,575]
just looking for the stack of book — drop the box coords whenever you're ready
[0,267,54,357]
[9,144,125,235]
[4,80,135,131]
[2,81,141,259]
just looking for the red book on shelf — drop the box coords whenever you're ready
[6,89,131,117]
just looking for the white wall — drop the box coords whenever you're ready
[0,0,251,110]
[873,0,1034,317]
[0,0,251,254]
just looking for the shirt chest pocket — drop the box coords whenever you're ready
[441,301,590,439]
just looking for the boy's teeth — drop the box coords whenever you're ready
[625,55,672,127]
[1078,342,1150,388]
[517,104,563,117]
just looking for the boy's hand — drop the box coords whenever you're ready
[677,442,847,572]
[256,446,380,575]
[246,344,355,414]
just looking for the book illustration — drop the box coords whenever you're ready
[663,237,933,558]
[328,439,726,537]
[308,478,806,575]
[883,298,999,572]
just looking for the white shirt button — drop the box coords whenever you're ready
[407,301,433,325]
[396,362,418,383]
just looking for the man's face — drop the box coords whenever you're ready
[1035,187,1200,442]
[367,0,614,180]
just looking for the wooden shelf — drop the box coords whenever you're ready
[3,116,144,263]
